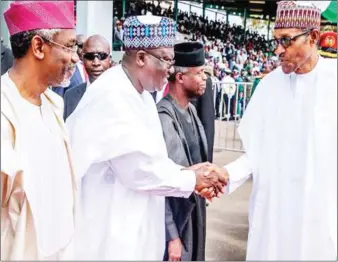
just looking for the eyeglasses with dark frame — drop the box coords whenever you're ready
[269,29,313,51]
[142,49,175,68]
[39,35,78,53]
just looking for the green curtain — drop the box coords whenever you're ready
[322,1,337,23]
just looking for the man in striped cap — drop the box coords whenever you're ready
[1,1,78,260]
[221,1,337,260]
[66,15,228,260]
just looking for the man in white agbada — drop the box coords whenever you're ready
[66,15,228,260]
[1,1,78,260]
[223,1,337,260]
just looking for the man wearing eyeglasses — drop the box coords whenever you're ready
[63,35,111,120]
[66,15,228,260]
[51,34,88,98]
[1,1,78,260]
[220,1,337,260]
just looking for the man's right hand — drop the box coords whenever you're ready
[186,162,228,197]
[168,238,182,261]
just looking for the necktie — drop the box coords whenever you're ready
[151,91,157,102]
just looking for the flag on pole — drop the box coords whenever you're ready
[309,1,337,23]
[322,1,337,23]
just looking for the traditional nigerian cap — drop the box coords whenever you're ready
[319,31,337,58]
[123,15,176,50]
[274,1,321,30]
[4,1,75,36]
[174,42,205,67]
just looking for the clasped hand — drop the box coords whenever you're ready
[184,162,229,201]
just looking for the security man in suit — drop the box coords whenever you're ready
[63,34,111,120]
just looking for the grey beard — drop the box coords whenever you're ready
[58,78,71,88]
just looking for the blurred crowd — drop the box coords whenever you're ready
[113,0,279,78]
[112,0,280,118]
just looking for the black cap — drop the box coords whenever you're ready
[174,42,205,67]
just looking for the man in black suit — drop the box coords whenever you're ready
[191,65,215,162]
[63,35,111,120]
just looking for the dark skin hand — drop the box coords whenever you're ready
[185,162,229,201]
[198,163,229,201]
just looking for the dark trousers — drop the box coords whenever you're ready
[222,93,235,118]
[215,91,221,118]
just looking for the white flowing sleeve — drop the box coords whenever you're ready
[66,85,196,199]
[1,113,22,207]
[1,114,20,178]
[107,95,196,198]
[109,154,195,198]
[224,154,252,194]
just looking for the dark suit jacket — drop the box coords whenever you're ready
[191,77,215,162]
[52,64,84,98]
[63,82,87,120]
[1,42,14,75]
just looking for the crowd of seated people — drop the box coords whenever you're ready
[113,0,279,117]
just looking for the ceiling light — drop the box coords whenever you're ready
[250,8,264,12]
[249,1,265,4]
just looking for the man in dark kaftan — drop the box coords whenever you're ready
[158,42,209,261]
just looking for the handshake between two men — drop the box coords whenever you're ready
[185,162,229,201]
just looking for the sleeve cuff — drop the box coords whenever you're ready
[169,169,196,198]
[224,154,252,194]
[1,148,21,178]
[166,222,179,241]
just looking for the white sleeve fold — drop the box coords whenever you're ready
[1,114,20,177]
[110,154,196,198]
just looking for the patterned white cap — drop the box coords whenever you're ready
[274,1,321,30]
[123,16,176,50]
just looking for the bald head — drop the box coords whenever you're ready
[83,35,110,53]
[82,34,111,83]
